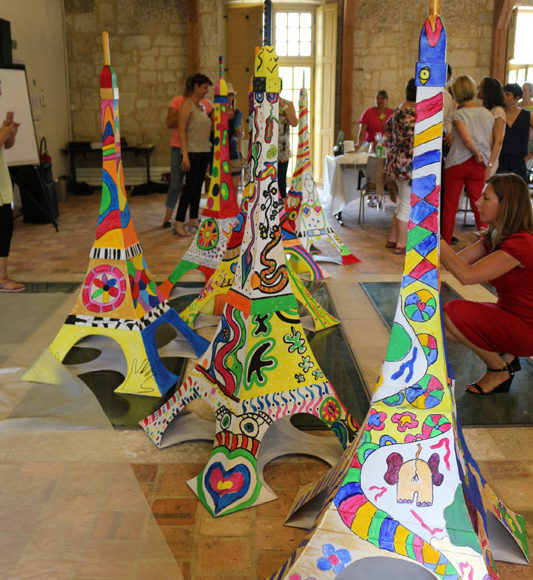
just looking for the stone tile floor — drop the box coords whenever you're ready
[2,189,531,578]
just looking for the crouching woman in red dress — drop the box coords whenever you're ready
[441,173,533,395]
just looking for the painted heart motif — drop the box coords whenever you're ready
[208,464,246,497]
[313,204,322,213]
[201,450,257,516]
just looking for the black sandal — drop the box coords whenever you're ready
[499,354,521,373]
[465,364,514,396]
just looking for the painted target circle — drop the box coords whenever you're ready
[405,289,437,322]
[82,264,126,313]
[422,414,451,438]
[197,218,219,251]
[418,333,439,365]
[221,182,230,200]
[319,396,342,425]
[405,375,444,409]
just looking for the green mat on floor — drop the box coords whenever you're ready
[360,281,533,426]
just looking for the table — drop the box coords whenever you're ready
[62,143,155,193]
[323,153,385,225]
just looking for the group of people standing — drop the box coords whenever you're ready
[355,75,533,252]
[356,74,533,397]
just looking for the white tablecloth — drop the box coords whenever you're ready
[323,153,386,216]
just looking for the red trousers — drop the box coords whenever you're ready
[442,157,486,244]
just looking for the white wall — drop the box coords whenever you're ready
[0,0,70,176]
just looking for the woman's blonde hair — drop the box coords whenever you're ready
[451,75,477,103]
[485,173,533,249]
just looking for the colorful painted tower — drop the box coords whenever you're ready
[286,87,359,266]
[24,33,208,397]
[178,185,339,332]
[269,3,529,578]
[141,45,359,517]
[159,57,240,299]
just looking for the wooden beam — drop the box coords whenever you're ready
[340,0,357,140]
[186,0,200,74]
[490,0,514,81]
[495,0,514,30]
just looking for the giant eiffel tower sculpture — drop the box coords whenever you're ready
[159,57,240,300]
[24,33,208,397]
[269,3,529,578]
[285,86,359,266]
[178,182,339,332]
[141,44,359,518]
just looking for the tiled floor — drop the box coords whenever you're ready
[2,189,532,579]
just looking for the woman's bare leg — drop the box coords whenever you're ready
[443,312,511,393]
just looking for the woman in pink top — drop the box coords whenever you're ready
[162,76,213,228]
[354,90,393,150]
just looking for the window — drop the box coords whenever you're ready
[275,10,314,176]
[275,12,312,58]
[508,7,533,84]
[279,66,312,176]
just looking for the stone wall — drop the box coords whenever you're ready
[1,0,70,177]
[64,0,224,167]
[352,0,495,136]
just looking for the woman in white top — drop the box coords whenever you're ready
[477,77,505,180]
[442,75,494,244]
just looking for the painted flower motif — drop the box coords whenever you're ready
[392,412,419,432]
[405,434,424,443]
[317,543,351,574]
[92,272,119,302]
[312,369,324,380]
[295,373,305,383]
[298,355,314,373]
[259,223,268,239]
[283,327,307,354]
[366,408,387,431]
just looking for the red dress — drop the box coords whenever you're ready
[444,231,533,356]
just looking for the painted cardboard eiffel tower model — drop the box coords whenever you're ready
[141,44,360,518]
[177,63,338,332]
[285,86,359,266]
[159,58,240,300]
[269,4,530,578]
[178,182,339,332]
[24,33,208,397]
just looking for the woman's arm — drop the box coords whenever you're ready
[440,238,519,285]
[526,111,533,162]
[178,99,192,171]
[453,119,483,164]
[1,113,18,149]
[355,122,367,149]
[281,99,297,127]
[486,116,505,179]
[166,106,179,129]
[233,110,244,138]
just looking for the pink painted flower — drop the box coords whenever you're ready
[392,412,419,432]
